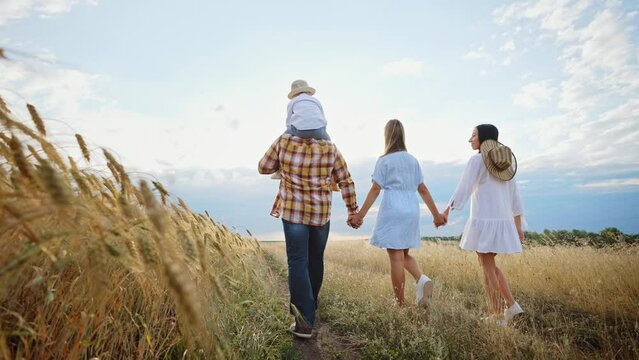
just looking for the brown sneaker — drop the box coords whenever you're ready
[288,322,313,339]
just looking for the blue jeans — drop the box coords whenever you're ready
[282,219,330,327]
[285,125,331,140]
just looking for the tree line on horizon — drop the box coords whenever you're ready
[423,227,638,247]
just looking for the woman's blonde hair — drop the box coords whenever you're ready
[384,119,407,155]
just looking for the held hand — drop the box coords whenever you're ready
[348,213,364,229]
[353,215,364,229]
[434,207,450,228]
[433,213,447,228]
[347,218,362,229]
[347,213,364,229]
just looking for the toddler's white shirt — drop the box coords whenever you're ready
[286,94,327,130]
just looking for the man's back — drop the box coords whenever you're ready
[258,134,357,226]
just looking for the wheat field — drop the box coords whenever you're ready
[2,98,638,359]
[0,100,295,359]
[265,240,639,359]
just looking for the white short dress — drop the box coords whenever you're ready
[449,153,524,253]
[369,151,423,250]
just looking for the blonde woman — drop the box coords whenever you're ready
[350,119,446,306]
[442,124,525,325]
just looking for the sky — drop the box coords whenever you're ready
[1,0,638,239]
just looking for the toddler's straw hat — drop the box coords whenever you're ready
[288,80,316,99]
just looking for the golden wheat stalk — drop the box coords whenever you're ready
[117,193,136,218]
[152,181,169,205]
[102,148,131,193]
[39,140,67,171]
[137,231,157,265]
[0,142,11,162]
[75,134,91,162]
[163,262,202,329]
[36,157,71,205]
[139,180,166,234]
[0,131,10,144]
[68,157,91,196]
[26,144,44,163]
[103,178,118,198]
[0,95,10,114]
[8,135,33,180]
[0,111,39,140]
[106,162,121,184]
[26,104,46,136]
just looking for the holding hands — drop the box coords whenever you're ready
[433,212,447,228]
[346,183,451,230]
[347,212,364,229]
[346,182,381,230]
[433,207,450,228]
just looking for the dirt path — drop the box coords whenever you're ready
[264,251,363,360]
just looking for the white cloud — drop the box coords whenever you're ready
[0,57,101,116]
[157,168,262,189]
[0,0,97,25]
[495,1,639,173]
[500,39,516,51]
[512,80,555,108]
[462,47,492,61]
[492,2,528,25]
[0,1,31,26]
[577,178,639,191]
[521,72,533,80]
[36,0,97,15]
[381,58,424,77]
[493,0,592,42]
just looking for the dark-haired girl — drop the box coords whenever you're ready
[443,124,525,325]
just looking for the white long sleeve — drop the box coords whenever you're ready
[448,154,482,211]
[510,180,524,216]
[449,153,524,254]
[285,101,294,127]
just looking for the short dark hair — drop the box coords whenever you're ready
[476,124,499,144]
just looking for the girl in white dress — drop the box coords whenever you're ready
[443,124,525,325]
[350,120,446,307]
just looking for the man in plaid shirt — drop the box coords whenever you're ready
[259,133,359,338]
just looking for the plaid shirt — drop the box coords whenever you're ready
[258,134,358,226]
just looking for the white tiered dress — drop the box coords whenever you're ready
[449,153,524,253]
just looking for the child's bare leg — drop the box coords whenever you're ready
[402,249,422,282]
[387,249,406,305]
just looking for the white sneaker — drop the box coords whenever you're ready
[416,275,433,307]
[504,302,524,323]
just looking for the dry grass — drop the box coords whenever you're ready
[265,240,639,359]
[0,100,294,359]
